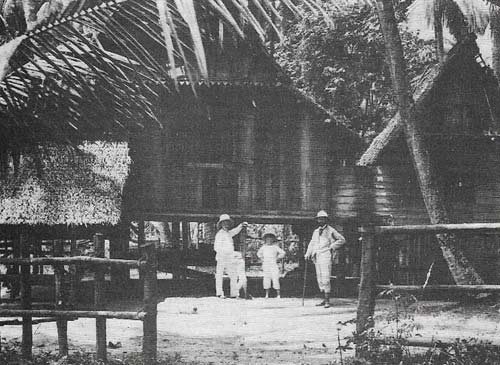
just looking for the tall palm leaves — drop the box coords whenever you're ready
[0,0,316,145]
[407,0,491,59]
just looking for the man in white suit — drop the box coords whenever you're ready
[305,210,345,308]
[214,214,247,298]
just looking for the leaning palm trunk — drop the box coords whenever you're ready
[434,0,445,63]
[491,6,500,79]
[375,0,483,285]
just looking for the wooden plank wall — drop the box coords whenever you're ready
[127,87,364,219]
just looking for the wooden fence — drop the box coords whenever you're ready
[0,233,158,363]
[356,222,500,349]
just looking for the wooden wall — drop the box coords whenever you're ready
[123,86,364,221]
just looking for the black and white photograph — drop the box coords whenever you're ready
[1,0,500,364]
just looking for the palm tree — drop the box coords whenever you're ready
[0,0,323,146]
[407,0,493,64]
[376,0,485,285]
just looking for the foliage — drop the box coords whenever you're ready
[335,289,500,364]
[274,1,437,138]
[0,340,197,364]
[245,223,301,264]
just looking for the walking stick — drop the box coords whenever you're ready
[241,225,248,299]
[302,259,308,306]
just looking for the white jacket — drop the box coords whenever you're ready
[305,225,345,261]
[214,225,243,258]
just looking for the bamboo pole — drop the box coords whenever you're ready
[54,240,68,356]
[20,233,32,359]
[376,284,500,292]
[0,257,144,267]
[375,222,500,234]
[0,309,146,320]
[136,212,317,224]
[94,233,107,362]
[356,227,376,336]
[0,317,78,326]
[142,241,158,363]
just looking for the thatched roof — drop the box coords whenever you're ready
[357,36,483,166]
[0,142,130,226]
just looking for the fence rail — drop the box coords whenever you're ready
[377,284,500,292]
[0,309,146,320]
[374,222,500,234]
[0,256,145,267]
[1,229,157,363]
[356,222,500,355]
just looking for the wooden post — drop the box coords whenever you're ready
[171,221,180,249]
[69,230,78,307]
[356,226,376,336]
[300,113,312,211]
[279,122,288,211]
[20,233,32,359]
[142,240,158,363]
[11,237,20,300]
[238,111,255,211]
[181,221,189,250]
[54,240,68,356]
[240,226,247,299]
[137,221,146,283]
[110,224,130,292]
[171,221,181,279]
[281,226,286,273]
[94,233,106,362]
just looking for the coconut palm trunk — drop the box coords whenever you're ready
[434,0,445,63]
[491,6,500,79]
[375,0,483,285]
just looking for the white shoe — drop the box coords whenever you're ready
[217,294,226,299]
[277,295,281,299]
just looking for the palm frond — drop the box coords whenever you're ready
[407,0,490,37]
[0,0,325,145]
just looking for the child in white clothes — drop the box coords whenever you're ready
[257,228,285,298]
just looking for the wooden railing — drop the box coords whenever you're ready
[0,233,158,363]
[356,223,500,342]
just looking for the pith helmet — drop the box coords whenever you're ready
[315,210,329,219]
[262,227,277,240]
[217,214,233,226]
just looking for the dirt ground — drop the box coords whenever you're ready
[2,297,500,364]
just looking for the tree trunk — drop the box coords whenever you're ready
[434,0,445,64]
[375,0,483,285]
[22,0,40,30]
[491,6,500,80]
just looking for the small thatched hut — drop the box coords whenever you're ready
[0,142,131,300]
[0,142,129,227]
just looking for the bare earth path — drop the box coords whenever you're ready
[2,297,500,364]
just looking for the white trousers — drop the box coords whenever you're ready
[215,254,238,297]
[314,254,332,293]
[262,263,280,290]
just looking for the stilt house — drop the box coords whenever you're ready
[357,36,500,285]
